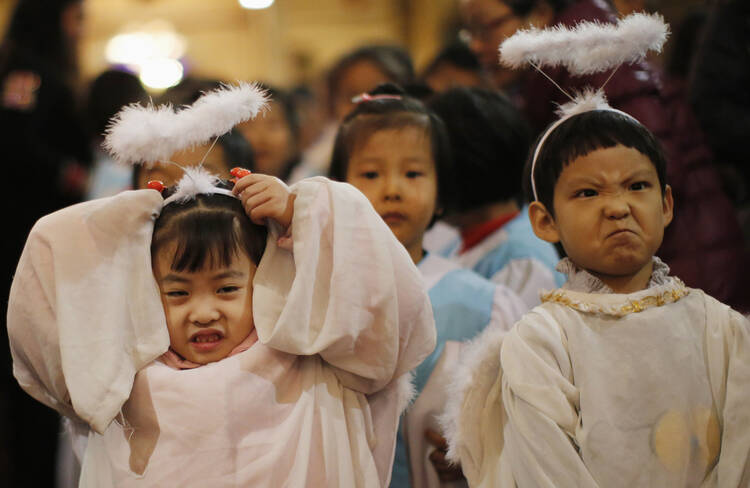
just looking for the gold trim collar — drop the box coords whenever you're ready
[541,277,690,317]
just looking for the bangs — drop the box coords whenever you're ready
[152,194,267,272]
[168,210,247,272]
[526,110,667,212]
[345,112,431,157]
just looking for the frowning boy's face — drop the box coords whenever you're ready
[532,145,673,289]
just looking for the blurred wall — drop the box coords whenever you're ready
[80,0,456,88]
[0,0,712,90]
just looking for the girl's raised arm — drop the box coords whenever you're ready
[249,176,436,394]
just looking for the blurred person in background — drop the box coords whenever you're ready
[420,39,491,93]
[290,83,327,154]
[236,83,300,182]
[84,69,148,199]
[289,44,415,182]
[0,0,90,485]
[689,0,750,245]
[460,0,749,312]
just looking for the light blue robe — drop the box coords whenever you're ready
[440,207,565,308]
[390,254,527,487]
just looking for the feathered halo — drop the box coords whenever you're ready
[105,82,268,166]
[497,12,669,201]
[103,82,268,204]
[499,12,668,76]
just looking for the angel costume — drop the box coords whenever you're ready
[439,208,565,308]
[390,254,527,488]
[445,257,750,487]
[7,177,437,487]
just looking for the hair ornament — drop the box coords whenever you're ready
[351,93,402,104]
[104,82,269,166]
[163,166,235,206]
[104,82,267,204]
[146,180,166,192]
[498,12,669,201]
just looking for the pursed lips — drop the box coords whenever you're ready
[381,211,407,223]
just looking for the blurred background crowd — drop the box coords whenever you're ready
[1,0,748,485]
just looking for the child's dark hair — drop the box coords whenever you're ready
[327,83,454,215]
[427,86,531,211]
[524,109,668,216]
[500,0,579,16]
[421,41,482,79]
[151,180,268,272]
[326,45,415,112]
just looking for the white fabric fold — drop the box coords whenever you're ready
[253,177,436,394]
[8,190,169,433]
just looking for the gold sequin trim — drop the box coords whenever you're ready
[542,279,689,316]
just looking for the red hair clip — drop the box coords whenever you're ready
[147,180,165,192]
[351,93,402,104]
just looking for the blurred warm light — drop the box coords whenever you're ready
[239,0,275,9]
[105,20,187,90]
[139,58,184,90]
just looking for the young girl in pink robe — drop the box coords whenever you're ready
[8,168,436,487]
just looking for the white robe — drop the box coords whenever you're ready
[8,177,436,487]
[446,277,750,487]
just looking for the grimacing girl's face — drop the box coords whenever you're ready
[530,145,673,290]
[152,244,256,364]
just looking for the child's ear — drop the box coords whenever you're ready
[528,201,560,243]
[662,185,674,228]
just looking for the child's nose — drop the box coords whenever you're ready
[383,175,403,201]
[189,299,221,325]
[603,195,630,219]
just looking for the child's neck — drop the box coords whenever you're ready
[588,260,654,294]
[448,200,519,230]
[407,240,426,265]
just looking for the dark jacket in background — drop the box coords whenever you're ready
[689,0,750,203]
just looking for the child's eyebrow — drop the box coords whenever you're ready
[160,274,189,284]
[212,270,246,280]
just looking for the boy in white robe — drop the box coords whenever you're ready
[445,102,750,487]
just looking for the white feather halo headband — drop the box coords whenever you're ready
[104,81,268,166]
[497,12,669,201]
[103,81,268,204]
[499,12,668,76]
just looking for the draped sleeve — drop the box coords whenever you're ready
[7,190,169,434]
[499,307,600,487]
[252,177,436,394]
[703,293,750,486]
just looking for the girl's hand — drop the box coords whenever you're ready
[425,429,466,482]
[231,168,295,229]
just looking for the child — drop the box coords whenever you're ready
[427,87,565,307]
[7,84,436,487]
[289,45,415,183]
[447,16,750,487]
[235,83,300,182]
[329,84,528,487]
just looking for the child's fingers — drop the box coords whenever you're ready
[247,200,282,226]
[232,172,268,195]
[424,429,448,450]
[242,192,273,215]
